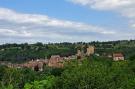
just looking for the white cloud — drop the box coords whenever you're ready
[0,8,115,34]
[131,24,135,28]
[0,28,32,37]
[0,7,119,43]
[69,0,135,29]
[69,0,135,10]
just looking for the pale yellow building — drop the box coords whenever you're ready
[86,46,95,56]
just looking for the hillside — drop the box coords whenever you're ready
[0,40,135,63]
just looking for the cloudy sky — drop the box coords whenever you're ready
[0,0,135,44]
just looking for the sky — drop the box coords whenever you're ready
[0,0,135,44]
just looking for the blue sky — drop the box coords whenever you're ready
[0,0,127,26]
[0,0,135,44]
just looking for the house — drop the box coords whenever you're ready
[76,50,84,59]
[48,55,64,68]
[86,46,95,56]
[21,59,48,71]
[113,53,124,61]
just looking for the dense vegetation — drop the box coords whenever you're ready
[0,42,76,63]
[1,40,135,63]
[1,40,135,89]
[1,57,135,89]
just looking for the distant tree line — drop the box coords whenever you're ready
[1,40,135,63]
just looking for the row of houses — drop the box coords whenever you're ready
[0,55,77,71]
[0,46,125,71]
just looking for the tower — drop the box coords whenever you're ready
[77,50,84,59]
[86,46,95,56]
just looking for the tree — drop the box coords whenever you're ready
[24,76,56,89]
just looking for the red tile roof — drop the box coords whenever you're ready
[113,53,124,57]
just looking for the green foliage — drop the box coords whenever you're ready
[24,76,56,89]
[54,59,135,89]
[1,58,135,89]
[1,40,135,63]
[0,43,76,63]
[0,84,13,89]
[1,40,135,89]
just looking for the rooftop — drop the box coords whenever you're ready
[113,53,124,57]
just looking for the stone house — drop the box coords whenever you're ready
[86,46,95,56]
[21,59,48,71]
[113,53,124,61]
[48,55,64,68]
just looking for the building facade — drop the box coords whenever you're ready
[113,53,124,61]
[48,55,64,68]
[86,46,95,56]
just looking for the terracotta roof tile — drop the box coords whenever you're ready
[113,53,124,57]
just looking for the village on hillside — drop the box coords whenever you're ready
[0,45,125,71]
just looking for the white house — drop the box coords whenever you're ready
[113,53,124,61]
